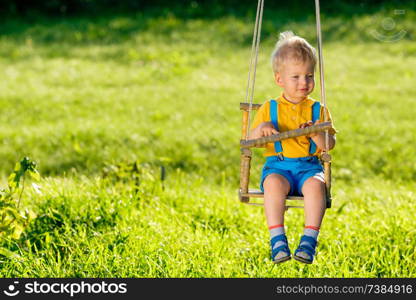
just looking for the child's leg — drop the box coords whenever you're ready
[263,174,290,227]
[301,176,326,227]
[293,176,326,264]
[263,174,291,263]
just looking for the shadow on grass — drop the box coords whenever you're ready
[0,1,414,56]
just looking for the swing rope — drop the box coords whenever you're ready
[314,0,329,153]
[245,0,264,141]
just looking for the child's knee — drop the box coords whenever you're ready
[264,174,290,193]
[302,177,325,194]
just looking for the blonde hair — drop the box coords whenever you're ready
[271,31,317,73]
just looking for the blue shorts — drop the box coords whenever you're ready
[260,155,324,196]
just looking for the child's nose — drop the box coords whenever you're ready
[299,77,308,85]
[302,76,312,85]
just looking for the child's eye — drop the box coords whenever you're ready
[292,76,299,79]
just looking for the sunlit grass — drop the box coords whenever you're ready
[0,11,415,277]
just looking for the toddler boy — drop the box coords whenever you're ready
[249,31,336,264]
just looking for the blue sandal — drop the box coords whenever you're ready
[293,235,317,264]
[270,234,291,264]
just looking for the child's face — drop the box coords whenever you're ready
[274,59,315,103]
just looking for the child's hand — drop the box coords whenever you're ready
[249,122,279,147]
[299,120,320,138]
[260,122,279,137]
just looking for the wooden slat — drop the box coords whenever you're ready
[245,202,304,209]
[324,161,332,208]
[240,103,262,111]
[240,189,304,201]
[239,149,252,203]
[240,122,332,148]
[241,110,249,140]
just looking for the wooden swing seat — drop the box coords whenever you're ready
[238,102,333,209]
[240,189,305,208]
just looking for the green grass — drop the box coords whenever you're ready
[0,9,415,277]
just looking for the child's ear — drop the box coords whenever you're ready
[274,72,284,87]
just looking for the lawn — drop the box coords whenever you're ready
[0,5,415,277]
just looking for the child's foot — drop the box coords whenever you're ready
[270,234,291,264]
[293,235,317,264]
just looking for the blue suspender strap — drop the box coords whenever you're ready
[309,102,321,155]
[269,100,283,153]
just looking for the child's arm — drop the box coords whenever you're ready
[249,122,279,140]
[299,120,336,150]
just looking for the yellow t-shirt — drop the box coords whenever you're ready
[251,95,336,158]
